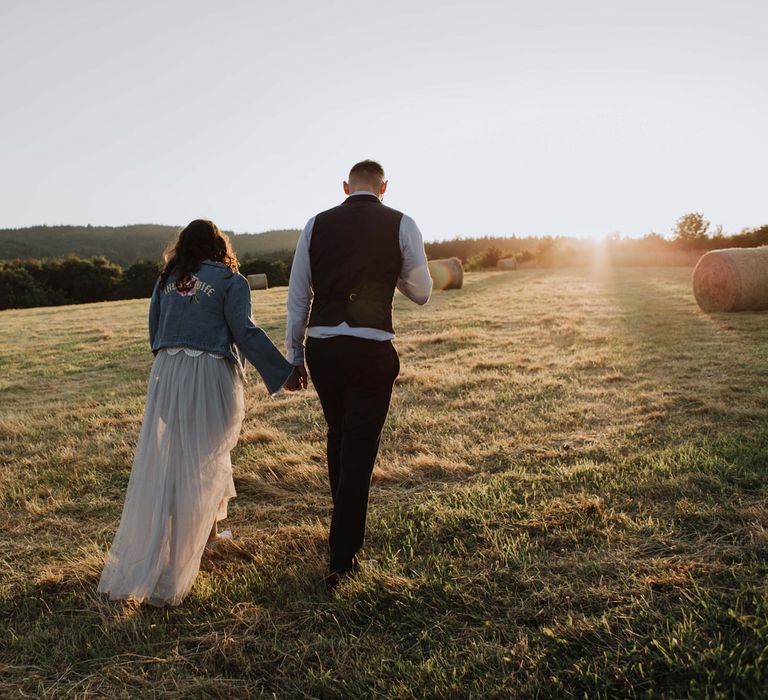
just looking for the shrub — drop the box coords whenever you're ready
[466,246,504,271]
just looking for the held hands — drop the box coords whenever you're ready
[284,364,308,392]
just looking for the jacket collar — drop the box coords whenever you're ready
[201,260,228,268]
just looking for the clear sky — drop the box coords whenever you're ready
[0,1,765,240]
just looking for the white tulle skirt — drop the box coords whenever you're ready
[98,347,245,606]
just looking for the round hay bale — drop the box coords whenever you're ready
[428,257,464,290]
[497,257,517,271]
[246,273,268,291]
[693,247,768,312]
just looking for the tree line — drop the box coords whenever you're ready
[2,214,766,310]
[0,255,293,310]
[424,216,768,270]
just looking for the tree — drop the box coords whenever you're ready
[239,258,291,286]
[0,265,52,310]
[674,213,710,244]
[535,236,556,266]
[45,256,123,304]
[466,246,503,270]
[116,260,160,299]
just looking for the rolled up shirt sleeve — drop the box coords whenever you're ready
[224,274,293,395]
[285,218,315,365]
[396,214,432,305]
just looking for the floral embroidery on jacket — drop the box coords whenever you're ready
[176,275,201,303]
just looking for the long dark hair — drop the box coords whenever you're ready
[159,219,239,289]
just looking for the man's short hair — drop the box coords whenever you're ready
[348,159,385,186]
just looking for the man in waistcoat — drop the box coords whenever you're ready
[285,159,432,589]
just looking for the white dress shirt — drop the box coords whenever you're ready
[286,191,432,365]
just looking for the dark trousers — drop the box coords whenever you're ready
[306,335,400,573]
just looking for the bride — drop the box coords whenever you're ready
[98,219,301,606]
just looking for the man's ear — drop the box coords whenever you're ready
[343,181,350,196]
[380,180,388,196]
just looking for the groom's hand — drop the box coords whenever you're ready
[285,364,308,391]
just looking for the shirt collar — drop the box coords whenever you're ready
[348,190,379,198]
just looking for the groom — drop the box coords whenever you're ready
[285,159,432,588]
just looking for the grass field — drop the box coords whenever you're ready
[1,267,767,699]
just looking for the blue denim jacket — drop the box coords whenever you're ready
[148,261,292,395]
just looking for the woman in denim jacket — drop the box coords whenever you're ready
[98,219,295,606]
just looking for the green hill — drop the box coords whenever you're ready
[0,224,301,266]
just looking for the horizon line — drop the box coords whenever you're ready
[0,220,698,242]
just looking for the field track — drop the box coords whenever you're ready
[1,268,766,698]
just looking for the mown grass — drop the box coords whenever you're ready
[1,267,766,698]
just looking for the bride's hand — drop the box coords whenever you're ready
[284,365,308,391]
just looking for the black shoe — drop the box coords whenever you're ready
[323,570,342,592]
[324,557,362,592]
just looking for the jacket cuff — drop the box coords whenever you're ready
[269,363,295,397]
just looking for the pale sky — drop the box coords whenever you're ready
[1,1,765,240]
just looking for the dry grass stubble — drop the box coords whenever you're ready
[0,270,766,697]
